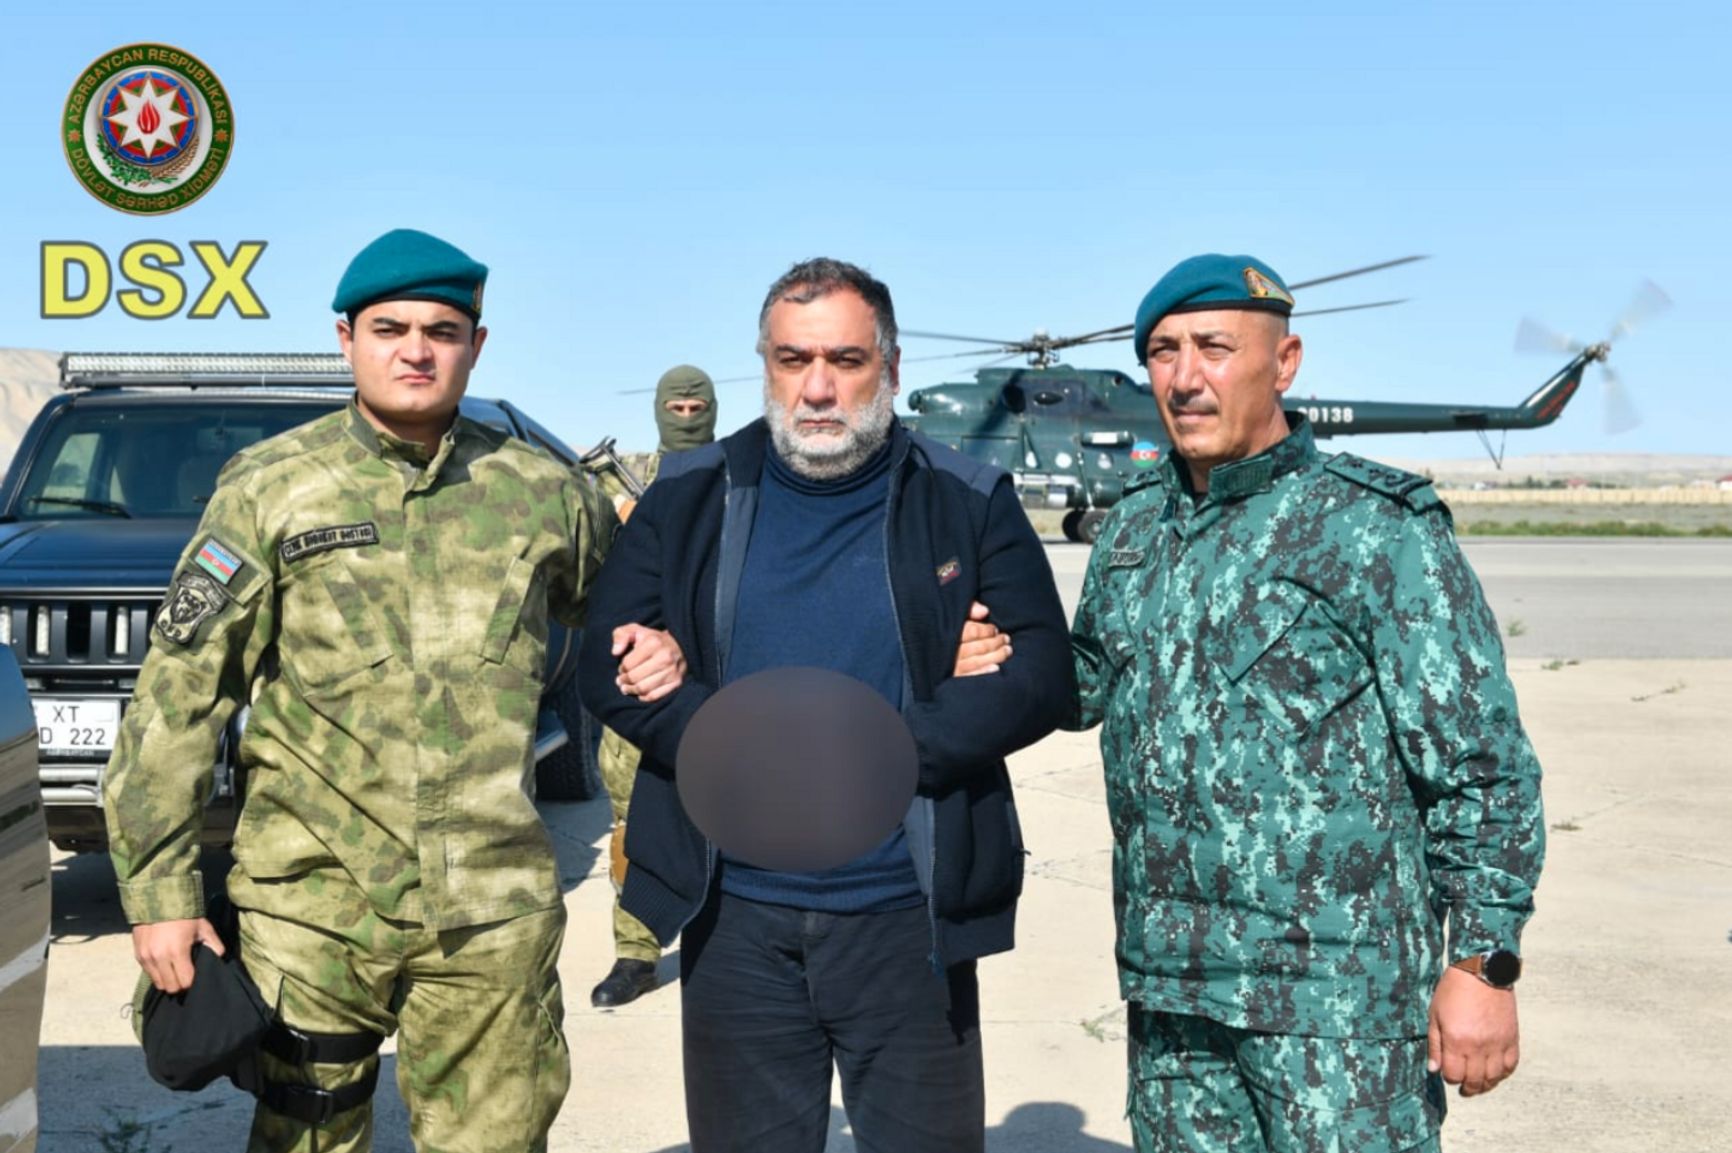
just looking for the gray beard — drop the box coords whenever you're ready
[763,377,895,481]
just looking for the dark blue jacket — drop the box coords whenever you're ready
[577,418,1074,964]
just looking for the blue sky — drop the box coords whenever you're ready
[3,1,1726,462]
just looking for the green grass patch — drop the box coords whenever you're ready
[1458,520,1732,538]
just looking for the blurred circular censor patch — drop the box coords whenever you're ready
[676,667,918,872]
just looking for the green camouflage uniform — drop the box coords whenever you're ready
[1070,418,1544,1151]
[587,449,662,963]
[105,402,613,1152]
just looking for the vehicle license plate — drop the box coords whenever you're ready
[32,698,121,754]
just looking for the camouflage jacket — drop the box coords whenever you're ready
[104,402,614,931]
[1070,418,1544,1038]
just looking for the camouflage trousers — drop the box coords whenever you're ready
[235,889,569,1153]
[1126,1006,1444,1153]
[598,725,661,964]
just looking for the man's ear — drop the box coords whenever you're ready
[1273,332,1303,397]
[471,324,489,364]
[336,318,353,365]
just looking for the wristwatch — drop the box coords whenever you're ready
[1451,950,1522,989]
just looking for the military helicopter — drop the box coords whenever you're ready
[898,270,1668,542]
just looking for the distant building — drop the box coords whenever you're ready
[1717,475,1732,492]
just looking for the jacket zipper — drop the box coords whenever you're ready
[673,462,731,937]
[881,442,942,970]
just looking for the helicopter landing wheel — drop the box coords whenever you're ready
[1076,510,1107,545]
[1061,509,1084,542]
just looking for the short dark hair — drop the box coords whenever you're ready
[755,258,898,361]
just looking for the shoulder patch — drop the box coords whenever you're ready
[194,537,244,585]
[1324,453,1442,512]
[155,570,230,646]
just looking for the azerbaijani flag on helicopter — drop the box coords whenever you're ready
[1130,442,1161,468]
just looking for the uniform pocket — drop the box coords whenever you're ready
[481,556,546,675]
[1223,581,1372,739]
[282,557,392,691]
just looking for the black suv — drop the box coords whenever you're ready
[0,352,601,853]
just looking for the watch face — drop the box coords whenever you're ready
[1484,951,1522,987]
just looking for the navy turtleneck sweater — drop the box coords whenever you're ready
[719,438,925,912]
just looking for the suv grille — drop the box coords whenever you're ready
[5,598,159,673]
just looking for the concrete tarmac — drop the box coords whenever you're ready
[29,539,1732,1152]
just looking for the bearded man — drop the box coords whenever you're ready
[576,257,1073,1153]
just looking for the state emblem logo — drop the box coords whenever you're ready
[62,44,234,215]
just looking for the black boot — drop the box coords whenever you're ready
[590,959,659,1008]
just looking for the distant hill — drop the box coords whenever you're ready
[0,349,60,475]
[1374,453,1732,487]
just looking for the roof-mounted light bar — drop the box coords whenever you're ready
[60,352,353,389]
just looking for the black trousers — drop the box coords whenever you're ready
[679,892,984,1153]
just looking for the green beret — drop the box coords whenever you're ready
[332,229,488,321]
[1132,254,1294,363]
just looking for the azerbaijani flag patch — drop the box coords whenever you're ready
[194,537,244,585]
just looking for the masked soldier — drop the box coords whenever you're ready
[104,229,617,1152]
[585,364,717,1007]
[1069,254,1546,1153]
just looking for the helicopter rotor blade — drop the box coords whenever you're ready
[1054,332,1136,350]
[1513,317,1585,357]
[901,328,1028,348]
[1608,279,1672,343]
[1287,255,1428,292]
[901,347,1026,365]
[616,369,764,395]
[1292,299,1409,318]
[1050,323,1135,347]
[1599,365,1642,435]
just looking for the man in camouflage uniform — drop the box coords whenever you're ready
[1068,254,1546,1152]
[585,363,717,1007]
[104,229,616,1152]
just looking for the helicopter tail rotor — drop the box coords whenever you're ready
[1600,364,1641,436]
[1513,281,1670,436]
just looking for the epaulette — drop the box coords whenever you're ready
[1323,453,1443,513]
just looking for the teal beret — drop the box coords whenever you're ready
[332,229,488,321]
[1132,254,1294,363]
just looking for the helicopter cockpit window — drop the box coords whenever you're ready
[1027,379,1097,414]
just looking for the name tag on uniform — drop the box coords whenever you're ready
[1105,548,1145,569]
[281,522,380,563]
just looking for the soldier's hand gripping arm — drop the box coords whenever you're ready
[577,478,715,768]
[613,623,687,702]
[104,471,275,992]
[900,479,1075,792]
[1369,508,1545,1094]
[952,601,1012,678]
